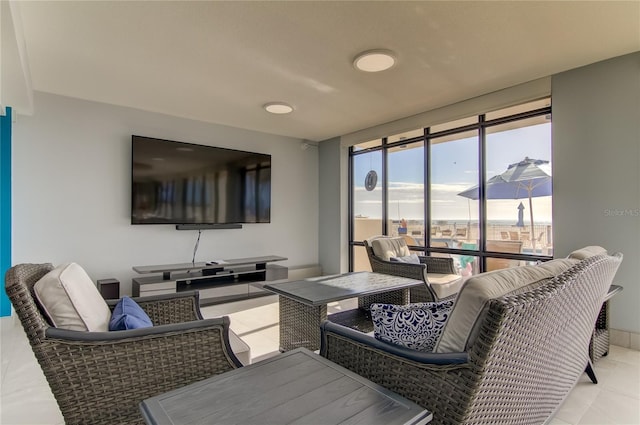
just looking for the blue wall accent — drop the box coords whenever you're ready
[1,107,12,316]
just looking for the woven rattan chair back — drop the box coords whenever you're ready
[5,263,55,344]
[322,253,622,425]
[461,253,622,424]
[5,263,240,425]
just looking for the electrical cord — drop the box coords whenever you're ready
[192,229,202,264]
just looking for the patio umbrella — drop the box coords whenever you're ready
[457,157,552,250]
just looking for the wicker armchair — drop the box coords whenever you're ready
[321,253,622,425]
[363,236,462,305]
[5,263,242,425]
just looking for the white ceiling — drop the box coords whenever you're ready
[7,1,640,142]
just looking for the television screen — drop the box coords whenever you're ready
[131,136,271,225]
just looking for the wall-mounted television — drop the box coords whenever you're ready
[131,135,271,225]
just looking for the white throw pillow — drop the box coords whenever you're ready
[34,263,111,331]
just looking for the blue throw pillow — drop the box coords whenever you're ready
[370,299,454,352]
[109,296,153,331]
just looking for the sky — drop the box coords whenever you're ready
[353,122,552,223]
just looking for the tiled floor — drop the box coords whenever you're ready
[1,295,639,424]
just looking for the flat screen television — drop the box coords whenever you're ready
[131,135,271,225]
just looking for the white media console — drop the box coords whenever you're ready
[132,255,288,305]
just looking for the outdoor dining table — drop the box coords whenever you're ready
[264,271,423,352]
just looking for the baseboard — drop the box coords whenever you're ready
[610,328,640,351]
[288,265,322,281]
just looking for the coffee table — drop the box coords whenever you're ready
[140,348,432,425]
[264,272,423,351]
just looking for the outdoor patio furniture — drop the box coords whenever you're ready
[485,239,523,271]
[364,236,463,303]
[321,252,623,425]
[4,263,243,425]
[140,348,433,425]
[402,234,420,246]
[264,272,423,351]
[454,228,467,239]
[590,285,623,365]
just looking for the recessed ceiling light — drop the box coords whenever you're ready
[264,102,293,114]
[353,49,396,72]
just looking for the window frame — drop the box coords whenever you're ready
[348,101,553,273]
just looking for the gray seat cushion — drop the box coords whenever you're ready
[427,273,465,299]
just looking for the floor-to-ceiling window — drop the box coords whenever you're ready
[352,140,383,271]
[349,98,552,274]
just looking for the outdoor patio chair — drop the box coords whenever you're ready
[402,234,420,246]
[363,236,463,305]
[321,252,623,425]
[5,263,243,425]
[486,240,523,271]
[454,228,467,239]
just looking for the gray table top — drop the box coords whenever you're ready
[263,271,423,306]
[140,348,432,425]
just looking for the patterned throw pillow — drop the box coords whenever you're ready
[370,300,455,352]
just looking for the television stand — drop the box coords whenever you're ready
[132,255,288,305]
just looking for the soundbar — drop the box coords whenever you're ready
[175,224,243,230]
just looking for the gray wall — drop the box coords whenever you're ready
[13,92,320,295]
[318,137,348,275]
[552,52,640,333]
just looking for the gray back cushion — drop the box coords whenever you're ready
[568,246,607,260]
[435,258,579,353]
[369,237,411,261]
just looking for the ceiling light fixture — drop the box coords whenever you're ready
[353,49,396,72]
[264,102,293,114]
